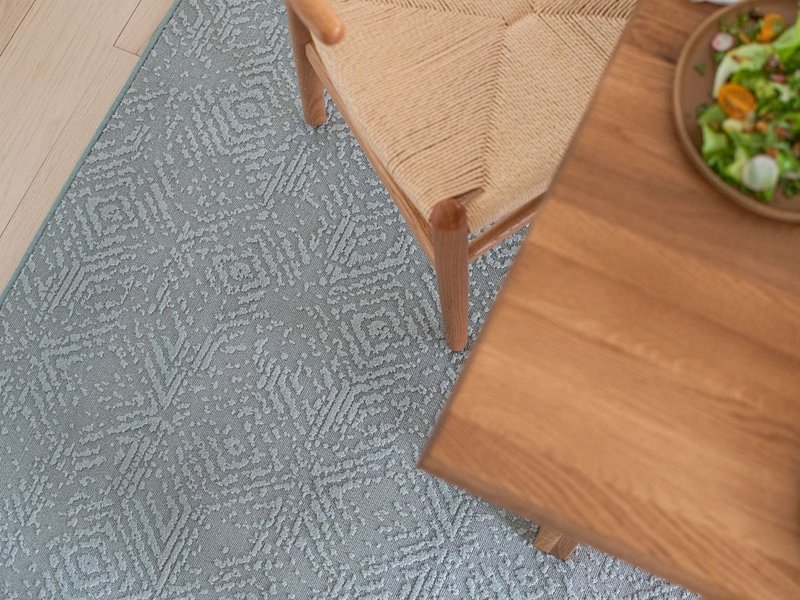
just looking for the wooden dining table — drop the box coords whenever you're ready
[419,0,800,598]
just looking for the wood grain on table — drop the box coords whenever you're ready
[420,1,800,598]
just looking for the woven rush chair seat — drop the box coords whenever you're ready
[284,0,635,349]
[313,0,636,231]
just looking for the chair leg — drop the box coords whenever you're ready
[285,1,326,126]
[533,524,578,560]
[431,198,469,351]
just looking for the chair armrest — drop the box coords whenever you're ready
[287,0,346,45]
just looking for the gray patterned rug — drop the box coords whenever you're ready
[0,1,695,598]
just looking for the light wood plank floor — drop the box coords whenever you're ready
[0,0,175,291]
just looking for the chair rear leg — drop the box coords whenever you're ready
[285,1,327,126]
[431,198,469,351]
[533,524,578,560]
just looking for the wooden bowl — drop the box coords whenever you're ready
[673,0,800,222]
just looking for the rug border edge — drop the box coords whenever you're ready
[0,0,185,306]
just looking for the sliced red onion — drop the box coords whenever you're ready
[711,32,736,52]
[741,154,780,192]
[766,55,782,71]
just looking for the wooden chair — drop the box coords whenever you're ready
[284,0,634,350]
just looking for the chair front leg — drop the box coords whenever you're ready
[431,198,469,351]
[285,0,327,126]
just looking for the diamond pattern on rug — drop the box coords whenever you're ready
[0,0,695,598]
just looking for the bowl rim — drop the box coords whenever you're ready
[672,0,800,223]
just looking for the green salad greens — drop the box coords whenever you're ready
[698,10,800,201]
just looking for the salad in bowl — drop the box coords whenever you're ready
[697,8,800,202]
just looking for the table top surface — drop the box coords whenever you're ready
[420,1,800,598]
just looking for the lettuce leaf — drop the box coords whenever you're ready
[774,16,800,62]
[713,44,773,97]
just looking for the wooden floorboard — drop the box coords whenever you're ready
[0,0,35,55]
[116,0,176,56]
[0,0,138,234]
[0,48,139,289]
[0,0,171,292]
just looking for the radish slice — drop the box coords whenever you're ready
[711,32,736,52]
[742,154,780,192]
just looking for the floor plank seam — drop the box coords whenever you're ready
[0,0,36,57]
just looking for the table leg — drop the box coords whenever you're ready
[533,524,578,560]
